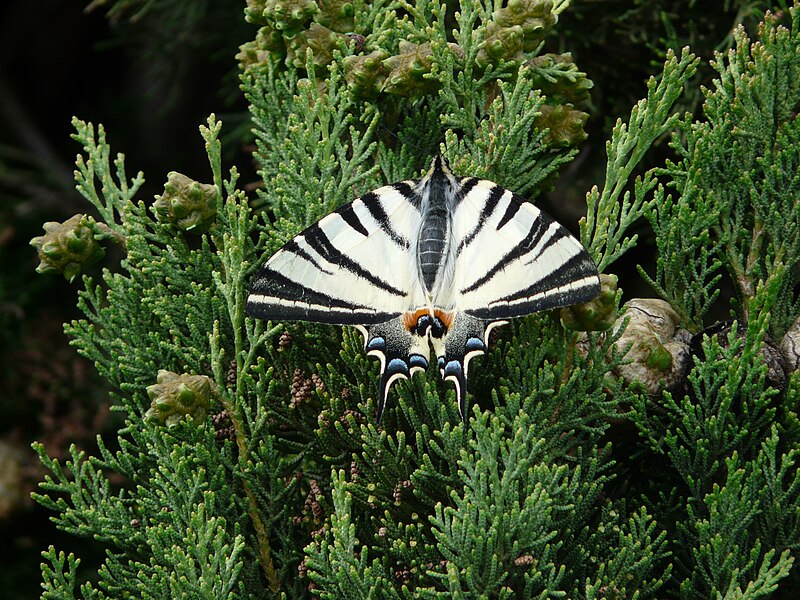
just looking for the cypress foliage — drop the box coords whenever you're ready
[31,1,800,597]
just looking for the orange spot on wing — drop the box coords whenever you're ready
[434,310,454,330]
[403,308,431,331]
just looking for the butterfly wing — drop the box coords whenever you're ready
[247,181,432,422]
[452,179,600,319]
[246,182,425,325]
[430,313,507,419]
[431,176,599,416]
[357,318,431,423]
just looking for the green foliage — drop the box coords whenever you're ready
[625,11,800,596]
[580,46,700,273]
[641,8,800,334]
[30,1,800,599]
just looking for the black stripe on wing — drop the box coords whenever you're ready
[500,251,599,304]
[459,211,553,294]
[391,181,422,209]
[360,192,412,248]
[465,252,600,320]
[303,223,406,297]
[282,239,334,275]
[457,184,505,256]
[496,196,523,229]
[246,268,397,324]
[466,291,587,320]
[457,177,479,197]
[467,281,598,320]
[250,302,397,325]
[248,268,359,309]
[336,203,369,237]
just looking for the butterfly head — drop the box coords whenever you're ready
[430,155,453,176]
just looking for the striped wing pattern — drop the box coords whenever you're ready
[452,181,600,319]
[246,157,600,422]
[247,183,425,325]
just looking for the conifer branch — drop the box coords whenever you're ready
[40,548,81,600]
[30,2,800,597]
[581,47,699,272]
[203,113,280,591]
[70,118,144,235]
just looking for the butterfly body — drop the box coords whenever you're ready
[247,157,600,421]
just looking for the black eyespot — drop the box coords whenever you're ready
[413,314,433,336]
[429,317,447,339]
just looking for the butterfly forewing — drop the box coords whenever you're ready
[452,181,600,320]
[247,183,425,325]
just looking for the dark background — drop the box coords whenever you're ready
[0,1,250,595]
[0,0,756,595]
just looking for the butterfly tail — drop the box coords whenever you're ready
[361,318,430,423]
[434,313,508,422]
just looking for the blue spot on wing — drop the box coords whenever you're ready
[465,337,486,352]
[409,354,429,369]
[367,337,386,351]
[387,358,410,374]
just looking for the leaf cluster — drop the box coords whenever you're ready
[641,8,800,335]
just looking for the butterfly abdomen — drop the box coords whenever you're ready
[416,157,461,297]
[417,206,449,293]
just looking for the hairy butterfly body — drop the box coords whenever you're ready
[247,157,600,421]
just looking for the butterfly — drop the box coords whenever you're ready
[246,157,600,422]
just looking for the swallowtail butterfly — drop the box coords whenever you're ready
[246,157,600,421]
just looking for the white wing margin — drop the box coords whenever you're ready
[451,178,600,320]
[246,182,425,325]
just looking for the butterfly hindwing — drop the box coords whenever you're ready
[430,313,507,419]
[356,318,430,423]
[247,183,424,325]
